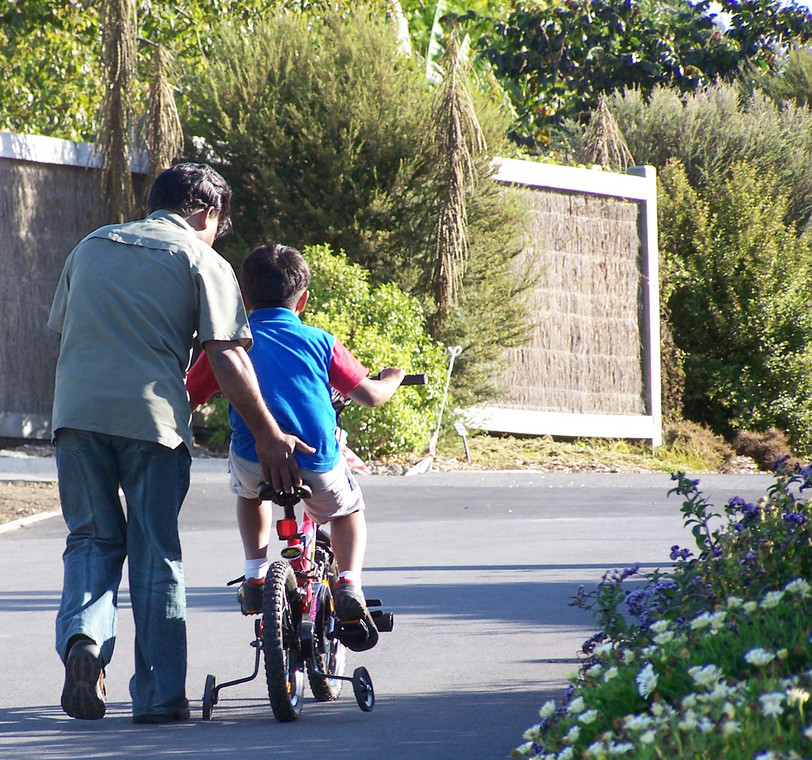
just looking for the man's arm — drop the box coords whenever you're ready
[203,340,315,492]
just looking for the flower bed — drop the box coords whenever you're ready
[515,463,812,760]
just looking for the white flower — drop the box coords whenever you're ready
[759,692,785,717]
[787,687,811,706]
[567,696,586,715]
[621,649,636,664]
[594,642,614,659]
[579,709,599,725]
[557,747,575,760]
[754,752,778,760]
[523,724,543,741]
[678,709,698,731]
[514,741,535,757]
[682,694,697,709]
[690,612,712,630]
[636,663,658,698]
[586,664,604,679]
[587,741,607,759]
[743,600,759,614]
[726,595,743,609]
[689,664,724,688]
[698,717,714,734]
[649,619,670,634]
[639,730,657,745]
[623,714,653,732]
[778,648,789,661]
[721,719,741,735]
[540,700,557,718]
[745,648,776,667]
[564,725,581,744]
[650,702,668,717]
[785,578,812,598]
[706,681,735,702]
[653,631,675,645]
[761,590,785,609]
[709,610,727,631]
[603,667,619,682]
[607,742,634,755]
[804,725,812,740]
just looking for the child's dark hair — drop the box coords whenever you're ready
[240,244,310,310]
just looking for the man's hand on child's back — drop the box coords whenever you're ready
[255,430,315,493]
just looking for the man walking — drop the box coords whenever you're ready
[47,163,312,723]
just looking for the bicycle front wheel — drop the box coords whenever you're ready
[262,561,304,721]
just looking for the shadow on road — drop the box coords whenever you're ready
[0,686,557,760]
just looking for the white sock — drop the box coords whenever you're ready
[245,558,268,580]
[339,571,361,586]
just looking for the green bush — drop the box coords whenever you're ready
[302,244,446,459]
[611,83,812,233]
[658,160,812,456]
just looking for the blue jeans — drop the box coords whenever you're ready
[54,428,191,716]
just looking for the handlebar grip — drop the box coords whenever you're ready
[401,373,428,386]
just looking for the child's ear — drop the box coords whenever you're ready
[294,290,309,315]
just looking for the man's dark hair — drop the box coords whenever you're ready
[147,162,233,239]
[240,244,310,310]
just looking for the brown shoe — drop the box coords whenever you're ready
[61,638,106,720]
[133,699,191,724]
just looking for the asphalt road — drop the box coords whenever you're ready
[0,466,774,760]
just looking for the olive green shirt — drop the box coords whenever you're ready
[48,210,251,452]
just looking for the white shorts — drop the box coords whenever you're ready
[228,449,365,525]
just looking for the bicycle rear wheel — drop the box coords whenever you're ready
[262,561,304,721]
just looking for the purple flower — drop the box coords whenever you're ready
[783,512,808,526]
[798,463,812,490]
[670,545,693,561]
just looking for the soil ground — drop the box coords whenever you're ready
[0,481,60,525]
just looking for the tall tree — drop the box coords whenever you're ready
[480,0,812,149]
[97,0,137,223]
[142,44,184,211]
[430,26,487,323]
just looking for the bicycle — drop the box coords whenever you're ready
[201,372,427,721]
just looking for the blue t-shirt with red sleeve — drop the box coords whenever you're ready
[224,307,367,471]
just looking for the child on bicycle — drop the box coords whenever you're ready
[186,243,404,651]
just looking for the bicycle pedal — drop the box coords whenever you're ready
[370,610,394,633]
[335,619,379,652]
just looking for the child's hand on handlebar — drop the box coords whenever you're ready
[376,367,407,384]
[348,368,406,408]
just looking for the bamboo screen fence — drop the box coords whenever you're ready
[0,133,139,438]
[466,159,662,445]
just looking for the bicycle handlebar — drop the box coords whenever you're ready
[400,373,428,386]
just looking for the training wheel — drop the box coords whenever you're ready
[352,666,375,712]
[202,674,217,721]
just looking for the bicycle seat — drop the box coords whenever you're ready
[257,482,313,506]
